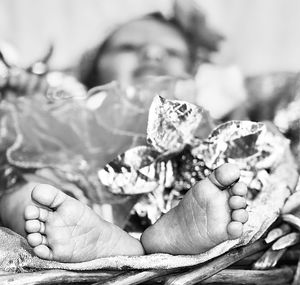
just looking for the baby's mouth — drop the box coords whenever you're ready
[134,65,166,79]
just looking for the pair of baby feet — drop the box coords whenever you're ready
[24,163,248,262]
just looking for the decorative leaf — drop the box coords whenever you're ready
[147,96,214,153]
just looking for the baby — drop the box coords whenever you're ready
[24,163,248,262]
[0,7,248,262]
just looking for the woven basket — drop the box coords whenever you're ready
[0,239,299,285]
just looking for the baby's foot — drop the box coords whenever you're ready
[141,163,248,254]
[24,184,144,262]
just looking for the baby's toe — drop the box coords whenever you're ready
[214,164,240,187]
[32,184,66,210]
[229,196,247,210]
[33,245,53,260]
[38,208,49,222]
[232,209,248,223]
[231,182,247,196]
[25,220,45,233]
[227,221,243,239]
[24,205,49,223]
[27,233,44,247]
[24,205,39,220]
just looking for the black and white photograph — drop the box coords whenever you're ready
[0,0,300,284]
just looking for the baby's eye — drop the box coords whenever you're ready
[166,49,187,60]
[118,44,139,52]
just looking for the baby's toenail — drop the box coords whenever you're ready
[39,209,49,221]
[40,222,45,234]
[208,172,227,190]
[230,177,240,187]
[41,235,48,245]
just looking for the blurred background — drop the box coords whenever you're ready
[1,0,300,76]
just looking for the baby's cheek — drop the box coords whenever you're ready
[116,58,140,84]
[98,53,138,84]
[164,59,190,77]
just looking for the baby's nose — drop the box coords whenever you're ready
[139,45,167,62]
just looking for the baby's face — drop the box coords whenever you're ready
[97,18,191,87]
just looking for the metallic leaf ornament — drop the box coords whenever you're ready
[147,96,213,153]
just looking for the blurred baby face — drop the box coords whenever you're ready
[97,18,191,87]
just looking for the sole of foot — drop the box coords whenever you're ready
[141,163,248,254]
[24,184,144,262]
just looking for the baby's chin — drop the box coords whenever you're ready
[133,75,164,84]
[121,70,185,88]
